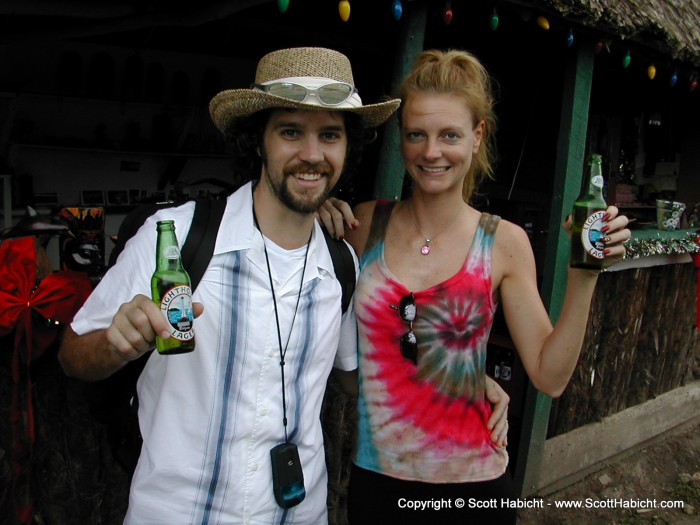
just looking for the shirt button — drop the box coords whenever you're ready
[261,408,269,416]
[251,463,259,471]
[268,350,276,358]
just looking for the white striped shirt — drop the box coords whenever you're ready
[71,182,358,524]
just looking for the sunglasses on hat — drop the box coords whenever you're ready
[253,81,357,106]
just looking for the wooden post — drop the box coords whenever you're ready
[372,1,427,200]
[514,40,595,497]
[1,175,12,230]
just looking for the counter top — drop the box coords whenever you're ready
[623,228,698,260]
[605,228,698,272]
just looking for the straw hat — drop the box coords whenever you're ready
[209,47,400,132]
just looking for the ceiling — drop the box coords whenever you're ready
[0,1,403,60]
[4,0,700,68]
[0,0,417,109]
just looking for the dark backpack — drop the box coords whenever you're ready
[92,197,356,475]
[108,198,355,312]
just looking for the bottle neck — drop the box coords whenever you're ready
[587,169,604,197]
[582,158,605,200]
[155,223,183,271]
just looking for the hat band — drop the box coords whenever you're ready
[256,76,363,108]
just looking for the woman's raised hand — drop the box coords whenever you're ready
[316,197,359,240]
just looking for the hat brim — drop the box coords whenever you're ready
[209,89,400,132]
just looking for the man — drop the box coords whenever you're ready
[58,47,400,524]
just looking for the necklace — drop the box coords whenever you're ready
[409,201,432,255]
[408,201,462,255]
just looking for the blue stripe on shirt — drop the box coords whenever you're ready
[201,252,241,524]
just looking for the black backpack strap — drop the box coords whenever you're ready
[108,201,177,267]
[181,198,227,291]
[321,228,356,314]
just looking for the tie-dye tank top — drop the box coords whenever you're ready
[353,200,509,482]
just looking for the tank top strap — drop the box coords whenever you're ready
[466,212,501,272]
[364,199,397,256]
[478,212,501,238]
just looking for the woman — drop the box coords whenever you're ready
[321,49,630,524]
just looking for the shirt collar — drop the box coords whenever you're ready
[213,181,257,255]
[213,181,335,277]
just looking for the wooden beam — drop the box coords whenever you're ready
[1,0,267,43]
[0,1,132,17]
[372,1,427,200]
[538,381,700,494]
[515,39,595,497]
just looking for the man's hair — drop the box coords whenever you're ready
[399,49,498,204]
[224,109,375,193]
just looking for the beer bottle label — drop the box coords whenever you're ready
[581,210,606,260]
[591,175,604,189]
[159,284,195,341]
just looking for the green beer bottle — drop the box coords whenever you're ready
[151,220,195,354]
[570,153,608,270]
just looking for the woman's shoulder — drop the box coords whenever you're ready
[490,215,522,231]
[352,198,398,217]
[347,200,380,256]
[489,217,536,285]
[491,217,534,256]
[352,199,378,222]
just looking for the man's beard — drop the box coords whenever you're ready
[263,160,337,214]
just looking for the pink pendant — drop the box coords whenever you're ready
[421,244,431,255]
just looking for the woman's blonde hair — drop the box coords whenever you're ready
[399,49,497,203]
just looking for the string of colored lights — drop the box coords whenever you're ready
[273,1,698,92]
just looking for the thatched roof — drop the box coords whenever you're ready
[531,0,700,66]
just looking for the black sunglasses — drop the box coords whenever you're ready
[391,293,418,364]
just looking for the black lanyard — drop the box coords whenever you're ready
[252,205,311,442]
